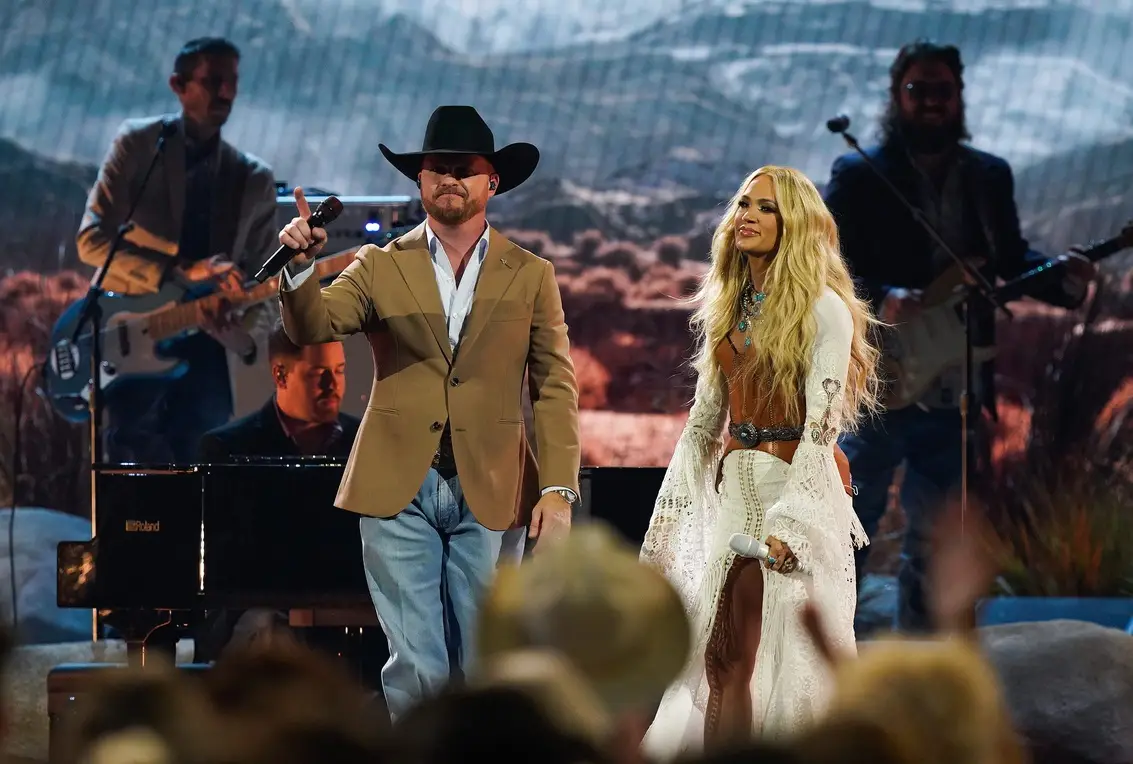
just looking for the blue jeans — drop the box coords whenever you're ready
[839,406,962,632]
[359,468,504,720]
[498,526,527,565]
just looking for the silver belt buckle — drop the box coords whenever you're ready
[733,422,762,448]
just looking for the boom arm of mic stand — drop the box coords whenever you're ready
[69,146,162,448]
[70,130,169,345]
[834,130,1012,320]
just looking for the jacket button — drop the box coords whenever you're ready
[430,421,444,431]
[450,377,460,386]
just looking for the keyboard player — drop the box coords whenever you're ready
[198,324,360,461]
[194,323,361,661]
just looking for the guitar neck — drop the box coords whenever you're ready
[1077,234,1129,263]
[146,250,357,341]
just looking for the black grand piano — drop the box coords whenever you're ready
[56,458,375,663]
[57,459,664,666]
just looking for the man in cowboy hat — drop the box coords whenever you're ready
[275,105,581,719]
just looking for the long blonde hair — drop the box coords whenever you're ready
[689,165,882,430]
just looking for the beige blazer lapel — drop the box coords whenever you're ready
[457,228,521,357]
[165,118,186,243]
[390,224,453,364]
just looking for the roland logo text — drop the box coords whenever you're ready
[125,520,160,532]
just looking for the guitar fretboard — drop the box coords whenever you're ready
[146,249,358,341]
[1079,234,1127,263]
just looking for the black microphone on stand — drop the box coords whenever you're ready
[825,114,851,134]
[254,196,344,283]
[158,116,178,142]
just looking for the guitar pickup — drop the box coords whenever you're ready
[52,341,77,380]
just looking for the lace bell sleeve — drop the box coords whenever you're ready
[640,367,728,606]
[763,291,868,574]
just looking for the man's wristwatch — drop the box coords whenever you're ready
[549,488,578,506]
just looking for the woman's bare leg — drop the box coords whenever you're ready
[704,556,765,748]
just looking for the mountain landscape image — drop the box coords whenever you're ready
[1,0,1132,510]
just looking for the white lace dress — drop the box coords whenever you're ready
[640,288,868,757]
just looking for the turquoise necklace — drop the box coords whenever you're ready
[737,284,766,349]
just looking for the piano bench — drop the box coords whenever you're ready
[47,662,211,764]
[288,606,380,628]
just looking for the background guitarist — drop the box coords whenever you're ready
[76,37,278,463]
[823,40,1096,632]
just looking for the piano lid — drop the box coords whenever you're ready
[201,455,349,466]
[94,463,203,475]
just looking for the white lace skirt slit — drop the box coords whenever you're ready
[642,449,791,758]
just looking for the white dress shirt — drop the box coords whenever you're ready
[281,221,575,504]
[425,221,490,353]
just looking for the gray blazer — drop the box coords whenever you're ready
[77,114,278,295]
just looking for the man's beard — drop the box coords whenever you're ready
[897,115,964,154]
[423,189,484,225]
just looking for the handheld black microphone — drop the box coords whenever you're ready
[825,114,851,134]
[254,196,344,283]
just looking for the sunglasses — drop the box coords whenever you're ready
[421,163,482,179]
[904,81,956,101]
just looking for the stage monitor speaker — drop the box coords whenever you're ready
[579,466,665,547]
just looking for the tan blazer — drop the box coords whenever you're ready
[279,224,581,531]
[77,114,278,295]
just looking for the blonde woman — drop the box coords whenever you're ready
[639,166,882,755]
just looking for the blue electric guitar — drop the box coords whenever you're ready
[45,247,360,423]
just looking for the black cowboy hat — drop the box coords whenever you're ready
[379,105,539,195]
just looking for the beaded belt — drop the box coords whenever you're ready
[727,422,804,449]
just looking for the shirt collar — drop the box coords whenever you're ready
[178,114,221,156]
[424,219,490,264]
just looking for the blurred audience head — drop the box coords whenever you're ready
[204,641,388,764]
[478,523,690,763]
[674,739,799,764]
[479,522,690,715]
[390,684,608,764]
[792,716,913,764]
[826,636,1024,764]
[476,648,613,749]
[58,664,220,764]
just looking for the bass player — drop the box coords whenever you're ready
[76,37,278,463]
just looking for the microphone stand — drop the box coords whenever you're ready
[829,122,1012,534]
[68,121,173,638]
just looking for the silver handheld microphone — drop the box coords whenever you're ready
[729,533,774,563]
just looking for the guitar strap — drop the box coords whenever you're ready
[958,147,1000,265]
[211,144,249,270]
